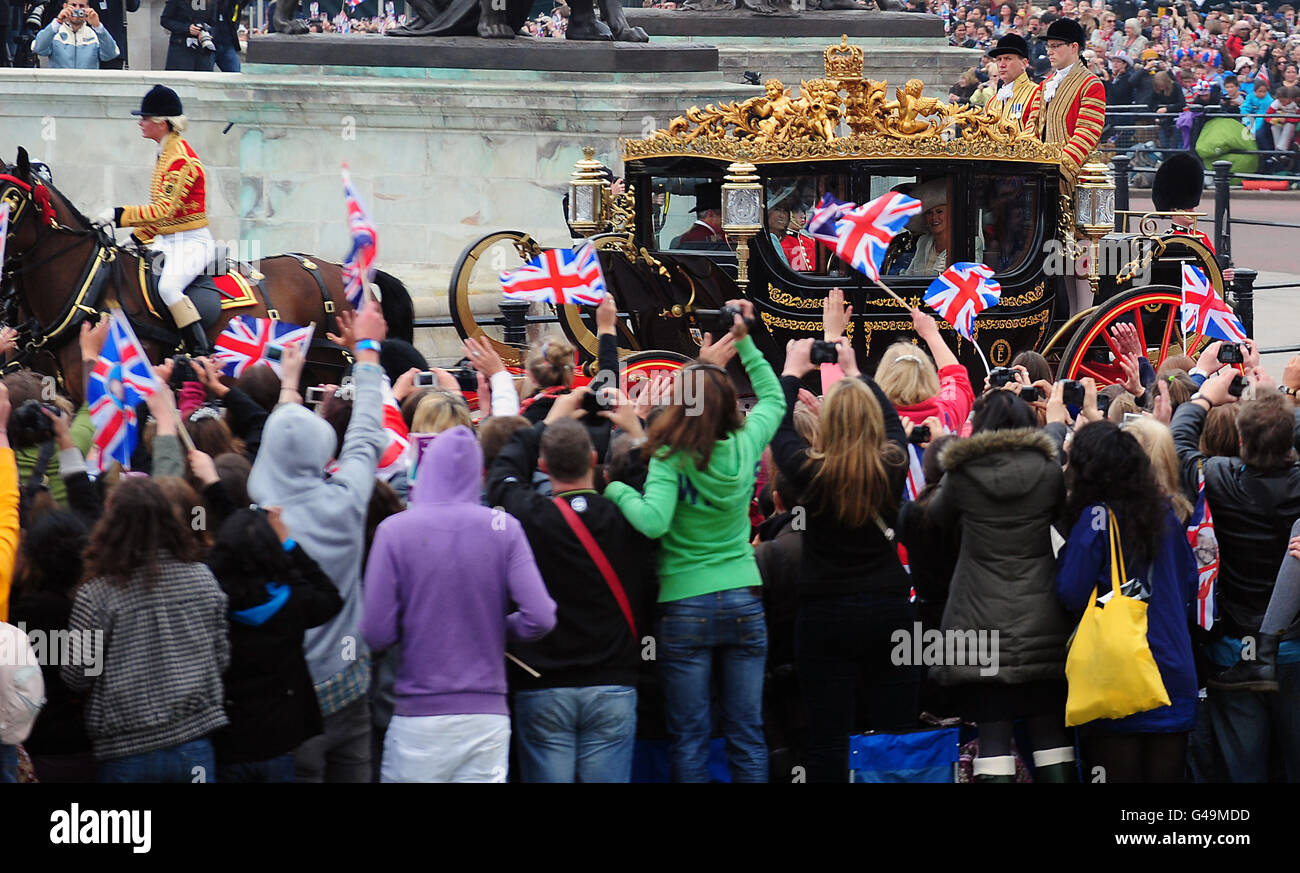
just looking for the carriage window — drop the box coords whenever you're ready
[647,177,729,252]
[878,175,953,278]
[762,173,850,276]
[974,174,1038,275]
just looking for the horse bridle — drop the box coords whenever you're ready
[0,172,122,361]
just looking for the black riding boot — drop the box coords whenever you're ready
[180,321,213,358]
[1208,633,1280,693]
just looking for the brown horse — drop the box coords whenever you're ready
[1,147,414,405]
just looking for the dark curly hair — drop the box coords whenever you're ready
[207,509,293,610]
[1065,421,1166,569]
[82,478,203,587]
[15,510,88,599]
[971,390,1039,433]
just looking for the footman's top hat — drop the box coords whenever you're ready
[1045,18,1086,48]
[988,33,1029,59]
[131,85,183,118]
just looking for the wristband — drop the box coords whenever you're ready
[355,339,382,354]
[1281,385,1298,397]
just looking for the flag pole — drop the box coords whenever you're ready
[871,277,908,308]
[972,337,993,376]
[506,652,540,678]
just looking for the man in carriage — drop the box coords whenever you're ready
[96,84,216,357]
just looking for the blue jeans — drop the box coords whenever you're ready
[658,587,768,783]
[0,744,16,783]
[513,685,638,783]
[213,39,240,72]
[97,738,217,783]
[217,753,296,783]
[1207,661,1300,782]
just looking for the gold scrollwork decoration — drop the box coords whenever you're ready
[768,288,824,310]
[621,36,1062,167]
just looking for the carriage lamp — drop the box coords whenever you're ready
[721,161,763,291]
[1074,162,1116,297]
[567,147,609,237]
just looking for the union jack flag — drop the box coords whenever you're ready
[807,191,922,283]
[1186,466,1218,631]
[377,377,410,479]
[341,163,377,310]
[806,192,855,247]
[923,262,1002,340]
[499,243,607,305]
[86,310,159,472]
[1181,264,1247,343]
[213,315,314,379]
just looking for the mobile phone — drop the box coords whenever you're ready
[414,371,436,388]
[1060,379,1085,407]
[305,386,327,405]
[1123,412,1144,425]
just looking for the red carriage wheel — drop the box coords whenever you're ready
[1055,285,1216,384]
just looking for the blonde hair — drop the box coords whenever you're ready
[1106,392,1139,422]
[1122,417,1194,522]
[524,335,575,394]
[804,378,904,528]
[793,399,820,447]
[412,390,472,434]
[874,341,940,407]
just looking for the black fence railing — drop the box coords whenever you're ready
[1101,105,1300,183]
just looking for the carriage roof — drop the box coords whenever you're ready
[621,36,1063,170]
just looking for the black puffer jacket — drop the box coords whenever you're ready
[925,427,1070,686]
[1171,401,1300,639]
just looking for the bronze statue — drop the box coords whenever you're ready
[272,0,647,40]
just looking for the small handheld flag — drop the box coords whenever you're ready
[500,243,607,305]
[87,311,160,472]
[342,163,378,310]
[923,262,1002,340]
[808,191,922,285]
[213,315,314,379]
[1181,264,1246,343]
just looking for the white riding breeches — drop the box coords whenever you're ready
[149,227,216,308]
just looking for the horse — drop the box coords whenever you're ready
[0,147,414,406]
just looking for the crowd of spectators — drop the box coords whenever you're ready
[1,285,1297,784]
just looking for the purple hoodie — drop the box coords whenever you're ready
[361,426,556,717]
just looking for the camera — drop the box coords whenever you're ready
[988,366,1016,388]
[907,424,931,445]
[413,371,436,389]
[1096,392,1112,416]
[809,339,839,366]
[72,7,86,18]
[196,25,217,53]
[9,399,60,448]
[1217,342,1244,365]
[1229,373,1248,398]
[1061,379,1085,407]
[717,303,743,334]
[25,3,46,28]
[1018,385,1042,402]
[265,345,283,362]
[305,386,327,406]
[581,386,613,417]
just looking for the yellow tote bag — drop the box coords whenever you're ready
[1064,508,1171,727]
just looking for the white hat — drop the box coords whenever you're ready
[1236,56,1253,70]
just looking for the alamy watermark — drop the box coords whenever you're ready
[890,621,1000,677]
[2,623,104,677]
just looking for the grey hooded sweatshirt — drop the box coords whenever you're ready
[248,363,387,701]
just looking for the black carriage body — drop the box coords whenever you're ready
[621,156,1070,386]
